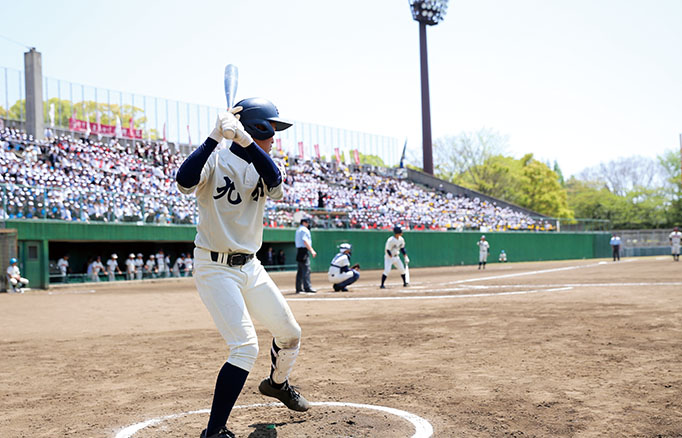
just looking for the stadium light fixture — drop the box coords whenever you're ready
[408,0,449,175]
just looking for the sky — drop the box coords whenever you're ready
[1,0,681,177]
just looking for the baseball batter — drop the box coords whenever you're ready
[328,243,360,292]
[176,97,309,438]
[380,226,409,288]
[670,226,681,261]
[477,235,489,270]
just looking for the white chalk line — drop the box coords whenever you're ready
[114,401,433,438]
[290,286,573,301]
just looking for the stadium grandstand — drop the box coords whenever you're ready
[0,127,552,231]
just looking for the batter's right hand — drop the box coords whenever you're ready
[209,110,237,142]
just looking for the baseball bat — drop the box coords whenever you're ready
[224,64,239,110]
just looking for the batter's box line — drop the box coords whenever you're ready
[114,401,434,438]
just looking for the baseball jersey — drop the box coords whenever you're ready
[7,265,20,278]
[669,231,682,246]
[328,252,351,277]
[385,235,405,257]
[57,258,69,275]
[125,258,136,273]
[106,259,118,273]
[477,240,490,255]
[177,144,283,254]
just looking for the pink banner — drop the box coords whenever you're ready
[298,141,304,159]
[353,149,360,165]
[313,144,320,159]
[275,138,283,154]
[334,147,341,163]
[69,117,142,139]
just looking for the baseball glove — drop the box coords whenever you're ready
[351,263,360,270]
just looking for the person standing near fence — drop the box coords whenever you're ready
[57,254,70,282]
[135,253,145,280]
[295,217,317,293]
[106,253,122,281]
[670,227,681,262]
[477,235,490,270]
[125,253,137,280]
[609,233,621,262]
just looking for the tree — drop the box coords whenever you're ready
[433,128,508,184]
[577,156,660,196]
[517,154,573,218]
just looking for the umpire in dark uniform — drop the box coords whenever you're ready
[295,217,317,293]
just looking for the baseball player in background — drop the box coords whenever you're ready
[176,97,309,438]
[134,253,145,280]
[328,243,360,292]
[106,253,122,281]
[477,235,490,270]
[670,226,681,261]
[7,257,28,293]
[125,253,137,280]
[380,226,409,288]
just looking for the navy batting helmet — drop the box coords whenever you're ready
[393,226,402,234]
[234,97,292,140]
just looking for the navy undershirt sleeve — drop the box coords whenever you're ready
[400,248,407,255]
[243,143,282,189]
[175,137,218,188]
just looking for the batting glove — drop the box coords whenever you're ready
[404,255,410,265]
[209,107,244,143]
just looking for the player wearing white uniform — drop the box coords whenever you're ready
[380,226,409,288]
[669,227,681,261]
[7,258,28,293]
[125,253,137,280]
[478,235,490,270]
[106,254,121,281]
[134,253,145,280]
[176,97,308,438]
[328,243,360,292]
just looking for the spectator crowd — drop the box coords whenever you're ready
[0,127,552,231]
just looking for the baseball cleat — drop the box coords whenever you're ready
[258,379,310,412]
[200,427,235,438]
[379,285,386,289]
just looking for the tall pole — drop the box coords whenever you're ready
[419,21,433,175]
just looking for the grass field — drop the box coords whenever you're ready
[1,256,681,437]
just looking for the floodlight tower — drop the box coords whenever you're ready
[409,0,449,175]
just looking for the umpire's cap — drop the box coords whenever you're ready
[393,226,403,234]
[234,97,292,141]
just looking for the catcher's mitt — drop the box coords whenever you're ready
[351,263,360,270]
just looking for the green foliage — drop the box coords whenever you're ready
[448,153,572,218]
[566,178,669,229]
[359,152,385,167]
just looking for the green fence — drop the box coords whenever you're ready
[306,229,612,272]
[3,220,611,289]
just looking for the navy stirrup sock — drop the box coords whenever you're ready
[206,361,249,435]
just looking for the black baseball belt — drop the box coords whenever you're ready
[210,251,254,266]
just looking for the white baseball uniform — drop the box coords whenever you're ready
[177,143,301,374]
[670,231,681,255]
[328,251,354,284]
[477,240,490,262]
[384,235,406,276]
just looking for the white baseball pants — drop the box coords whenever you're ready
[193,248,301,373]
[383,255,405,276]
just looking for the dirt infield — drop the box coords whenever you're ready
[1,257,681,437]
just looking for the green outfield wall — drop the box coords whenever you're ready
[3,220,611,289]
